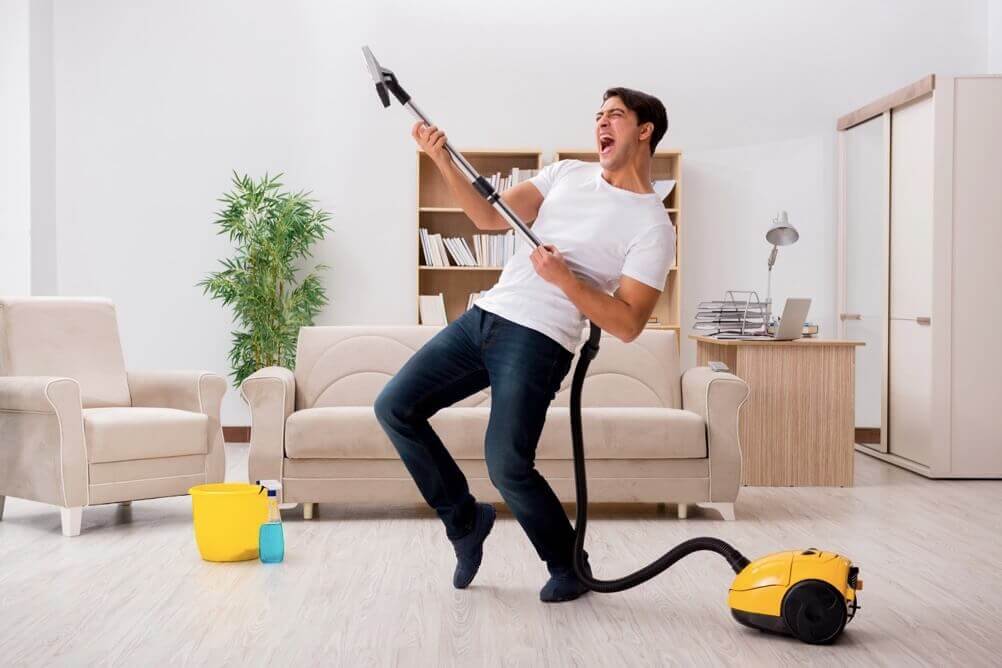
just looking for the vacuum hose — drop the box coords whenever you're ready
[571,322,751,592]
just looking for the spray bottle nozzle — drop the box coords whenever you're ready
[256,479,282,495]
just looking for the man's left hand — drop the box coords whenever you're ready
[530,244,575,290]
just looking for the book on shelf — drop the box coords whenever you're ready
[466,290,487,311]
[419,228,432,266]
[443,238,465,266]
[429,233,449,266]
[418,293,447,325]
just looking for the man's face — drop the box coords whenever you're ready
[595,96,648,168]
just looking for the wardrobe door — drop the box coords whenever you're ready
[841,115,888,451]
[888,319,933,465]
[888,95,934,466]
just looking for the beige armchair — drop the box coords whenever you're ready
[0,297,226,536]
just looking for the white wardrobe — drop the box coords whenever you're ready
[837,75,1002,478]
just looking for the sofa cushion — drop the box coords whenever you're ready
[284,406,706,460]
[83,407,208,463]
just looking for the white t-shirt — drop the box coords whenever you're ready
[474,159,676,352]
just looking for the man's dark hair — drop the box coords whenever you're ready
[602,87,668,155]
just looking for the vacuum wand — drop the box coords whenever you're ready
[362,46,542,250]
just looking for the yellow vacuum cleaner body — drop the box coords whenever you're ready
[728,549,861,644]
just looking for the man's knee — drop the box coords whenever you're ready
[374,383,411,426]
[485,448,533,492]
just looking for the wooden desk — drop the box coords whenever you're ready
[690,335,864,487]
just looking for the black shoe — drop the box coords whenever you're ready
[450,503,496,589]
[540,553,592,603]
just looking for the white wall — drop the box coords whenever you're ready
[0,0,56,296]
[43,0,989,424]
[30,0,57,295]
[990,0,1002,71]
[0,0,32,295]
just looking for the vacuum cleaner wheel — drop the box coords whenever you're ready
[781,579,848,645]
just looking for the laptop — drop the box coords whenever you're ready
[715,298,812,341]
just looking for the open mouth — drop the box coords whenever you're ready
[599,135,615,156]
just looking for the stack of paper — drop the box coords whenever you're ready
[693,296,768,337]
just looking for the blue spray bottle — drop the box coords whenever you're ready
[257,480,284,563]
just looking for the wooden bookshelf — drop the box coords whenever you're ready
[417,150,543,323]
[555,150,682,331]
[416,148,683,332]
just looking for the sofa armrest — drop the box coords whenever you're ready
[240,367,295,496]
[127,370,227,482]
[682,367,750,502]
[0,376,88,507]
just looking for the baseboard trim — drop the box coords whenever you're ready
[223,426,251,443]
[855,427,880,444]
[855,443,932,477]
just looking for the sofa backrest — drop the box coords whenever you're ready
[552,328,681,409]
[0,297,132,408]
[294,325,680,410]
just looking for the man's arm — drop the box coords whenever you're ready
[530,243,660,342]
[566,275,661,343]
[413,122,543,231]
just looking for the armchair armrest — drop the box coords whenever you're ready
[127,370,227,482]
[682,367,750,502]
[240,367,295,497]
[0,376,88,507]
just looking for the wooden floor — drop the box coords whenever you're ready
[2,446,1001,667]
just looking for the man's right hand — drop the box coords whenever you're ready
[412,121,451,168]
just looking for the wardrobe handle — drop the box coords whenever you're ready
[916,316,931,326]
[840,313,862,321]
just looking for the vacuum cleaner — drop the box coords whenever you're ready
[362,46,862,645]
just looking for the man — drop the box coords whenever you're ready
[374,88,675,602]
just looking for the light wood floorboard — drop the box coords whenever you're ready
[1,445,1000,666]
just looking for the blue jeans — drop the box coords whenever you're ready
[374,306,576,569]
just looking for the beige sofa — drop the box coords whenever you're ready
[0,297,226,536]
[243,325,749,520]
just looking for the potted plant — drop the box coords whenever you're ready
[200,173,332,384]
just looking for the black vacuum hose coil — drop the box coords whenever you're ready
[570,322,750,592]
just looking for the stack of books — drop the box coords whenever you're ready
[419,229,471,267]
[419,229,518,268]
[472,231,516,267]
[485,167,538,193]
[693,292,768,337]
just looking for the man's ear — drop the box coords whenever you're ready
[638,121,654,141]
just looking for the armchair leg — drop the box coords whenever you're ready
[303,503,315,520]
[677,503,688,519]
[119,501,132,507]
[61,507,83,537]
[697,502,735,521]
[0,495,5,521]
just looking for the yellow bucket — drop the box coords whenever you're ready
[189,483,268,562]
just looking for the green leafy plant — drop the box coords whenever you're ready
[199,172,332,385]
